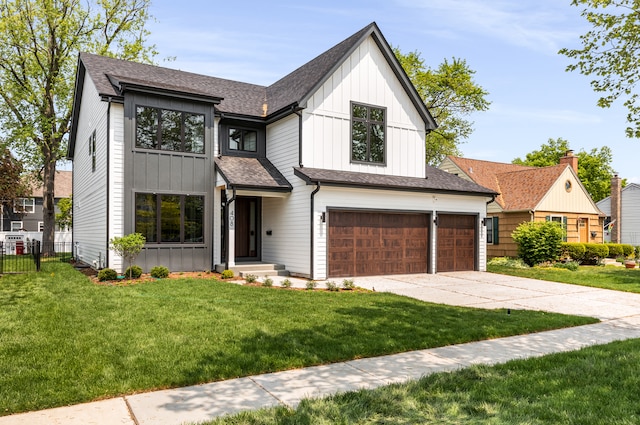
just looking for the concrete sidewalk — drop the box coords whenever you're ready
[3,272,640,425]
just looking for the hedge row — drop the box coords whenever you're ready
[561,242,638,264]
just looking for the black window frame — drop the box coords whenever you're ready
[228,128,258,152]
[135,105,205,154]
[134,193,205,244]
[350,101,386,165]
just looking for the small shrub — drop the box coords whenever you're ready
[635,246,640,259]
[150,266,170,279]
[606,243,624,259]
[553,261,579,271]
[97,268,118,281]
[622,244,635,258]
[487,257,529,268]
[305,280,317,290]
[342,279,355,290]
[245,274,257,283]
[583,243,609,265]
[512,221,564,266]
[281,278,292,288]
[220,269,235,279]
[325,281,339,291]
[561,242,585,262]
[124,265,142,279]
[262,277,273,287]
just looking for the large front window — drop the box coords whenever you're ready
[136,106,205,154]
[135,193,204,243]
[351,102,385,164]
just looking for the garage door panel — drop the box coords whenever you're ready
[328,211,429,277]
[437,214,476,272]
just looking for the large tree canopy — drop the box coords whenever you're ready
[560,0,640,138]
[0,0,155,247]
[513,137,620,202]
[394,48,490,166]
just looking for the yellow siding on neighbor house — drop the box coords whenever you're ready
[487,211,531,258]
[537,168,602,214]
[533,212,603,244]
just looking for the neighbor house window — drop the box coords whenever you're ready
[135,193,204,243]
[486,217,499,245]
[228,128,257,152]
[135,106,205,154]
[547,215,568,242]
[38,222,44,232]
[10,221,22,231]
[351,102,385,164]
[14,198,35,214]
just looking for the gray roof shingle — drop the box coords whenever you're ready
[294,166,497,196]
[215,157,292,191]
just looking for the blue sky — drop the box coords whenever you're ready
[145,0,636,182]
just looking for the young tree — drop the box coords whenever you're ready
[559,0,640,138]
[0,0,155,252]
[55,195,72,231]
[513,137,620,202]
[0,148,29,210]
[394,48,490,165]
[110,233,145,279]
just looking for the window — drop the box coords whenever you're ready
[10,221,22,231]
[135,193,204,243]
[228,128,257,152]
[547,215,568,242]
[89,130,96,172]
[351,102,385,164]
[135,106,205,154]
[38,222,44,232]
[486,217,499,245]
[14,198,35,214]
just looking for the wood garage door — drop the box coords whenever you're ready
[328,211,429,277]
[437,214,476,272]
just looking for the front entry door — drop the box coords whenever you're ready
[235,197,260,260]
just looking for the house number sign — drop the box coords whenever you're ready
[229,210,235,229]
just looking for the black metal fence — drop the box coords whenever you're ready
[0,241,73,274]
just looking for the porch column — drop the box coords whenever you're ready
[227,199,236,268]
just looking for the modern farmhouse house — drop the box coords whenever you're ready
[68,22,496,279]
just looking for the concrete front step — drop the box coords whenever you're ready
[215,263,289,277]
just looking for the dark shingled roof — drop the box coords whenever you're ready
[294,166,497,196]
[215,157,292,192]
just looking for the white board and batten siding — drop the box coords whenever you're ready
[302,37,426,177]
[72,73,114,269]
[312,188,489,280]
[262,115,310,276]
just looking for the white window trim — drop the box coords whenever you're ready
[10,221,23,231]
[14,198,35,214]
[38,221,44,232]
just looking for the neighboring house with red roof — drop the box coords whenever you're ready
[0,170,72,233]
[68,22,497,278]
[440,151,605,258]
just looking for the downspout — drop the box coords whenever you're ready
[293,108,303,168]
[310,182,321,279]
[224,187,236,270]
[105,99,111,269]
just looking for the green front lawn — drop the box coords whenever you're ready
[207,338,640,424]
[488,263,640,293]
[0,263,596,415]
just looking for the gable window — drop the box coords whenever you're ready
[135,193,204,244]
[14,198,35,214]
[486,217,499,245]
[351,102,385,164]
[135,106,205,154]
[228,128,257,152]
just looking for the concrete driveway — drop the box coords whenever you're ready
[352,271,640,321]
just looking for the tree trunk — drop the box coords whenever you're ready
[42,148,56,256]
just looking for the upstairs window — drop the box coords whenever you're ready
[351,102,385,164]
[136,106,205,154]
[228,128,257,152]
[14,198,35,214]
